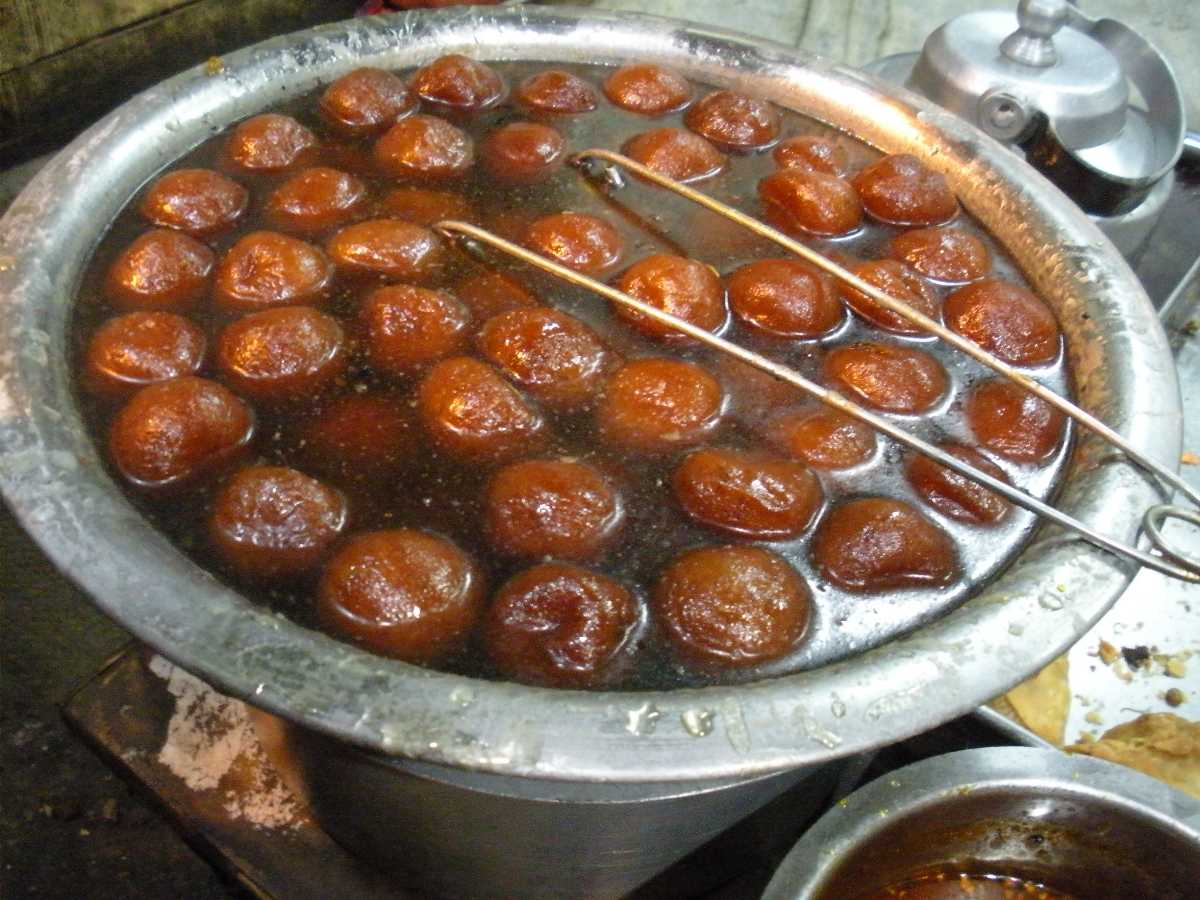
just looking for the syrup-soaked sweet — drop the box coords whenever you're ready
[104,229,215,311]
[759,168,863,237]
[75,56,1072,691]
[222,114,318,174]
[361,284,471,375]
[966,379,1066,463]
[906,444,1011,525]
[209,465,347,580]
[603,64,692,115]
[839,259,940,335]
[373,114,474,179]
[824,343,948,414]
[411,54,505,110]
[597,358,725,453]
[486,563,638,688]
[319,67,416,137]
[108,376,253,489]
[813,497,958,591]
[318,529,485,663]
[773,135,849,177]
[417,356,546,463]
[672,447,822,538]
[484,458,624,560]
[853,153,958,226]
[83,311,206,398]
[615,253,727,341]
[139,169,248,236]
[944,279,1060,366]
[325,218,445,281]
[515,69,598,115]
[765,407,877,470]
[727,258,842,338]
[214,231,334,313]
[216,306,347,403]
[684,90,781,150]
[655,545,811,668]
[476,307,613,408]
[888,226,990,283]
[524,211,623,274]
[622,128,726,183]
[480,121,566,183]
[265,167,367,235]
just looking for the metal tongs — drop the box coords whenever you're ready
[435,149,1200,584]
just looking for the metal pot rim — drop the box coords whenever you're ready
[761,746,1200,899]
[0,6,1181,782]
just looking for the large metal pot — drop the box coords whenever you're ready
[0,7,1182,898]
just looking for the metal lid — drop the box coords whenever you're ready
[908,4,1127,149]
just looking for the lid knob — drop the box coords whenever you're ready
[1000,0,1068,67]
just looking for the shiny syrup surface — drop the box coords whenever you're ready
[71,60,1073,689]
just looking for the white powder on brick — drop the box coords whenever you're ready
[148,655,305,829]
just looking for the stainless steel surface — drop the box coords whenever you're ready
[999,0,1069,68]
[0,7,1182,784]
[275,716,836,900]
[908,8,1127,150]
[762,747,1200,900]
[567,148,1200,581]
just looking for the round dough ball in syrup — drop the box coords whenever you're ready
[210,466,347,580]
[853,154,958,227]
[455,270,539,320]
[839,259,940,336]
[319,67,415,137]
[485,458,624,561]
[108,376,253,489]
[381,187,474,227]
[597,358,725,453]
[813,497,958,591]
[104,229,215,311]
[672,447,822,539]
[266,167,367,235]
[655,545,811,669]
[417,356,546,464]
[824,342,948,414]
[374,115,474,179]
[325,218,444,282]
[410,54,505,110]
[83,311,206,398]
[486,563,638,689]
[944,279,1061,366]
[222,114,317,174]
[516,70,598,114]
[524,212,623,275]
[300,392,418,483]
[318,529,484,663]
[615,254,727,342]
[906,444,1011,525]
[966,379,1066,463]
[888,227,990,283]
[603,64,692,115]
[476,307,613,409]
[622,128,726,183]
[765,407,878,470]
[759,168,863,237]
[773,136,850,177]
[214,231,334,313]
[480,122,566,184]
[139,169,247,236]
[216,306,347,404]
[361,284,471,376]
[684,90,780,150]
[727,258,842,338]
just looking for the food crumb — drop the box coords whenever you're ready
[1181,451,1199,466]
[204,56,225,76]
[1097,640,1119,665]
[1085,710,1103,726]
[1165,657,1188,678]
[1111,660,1133,683]
[1164,688,1185,707]
[1121,645,1151,670]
